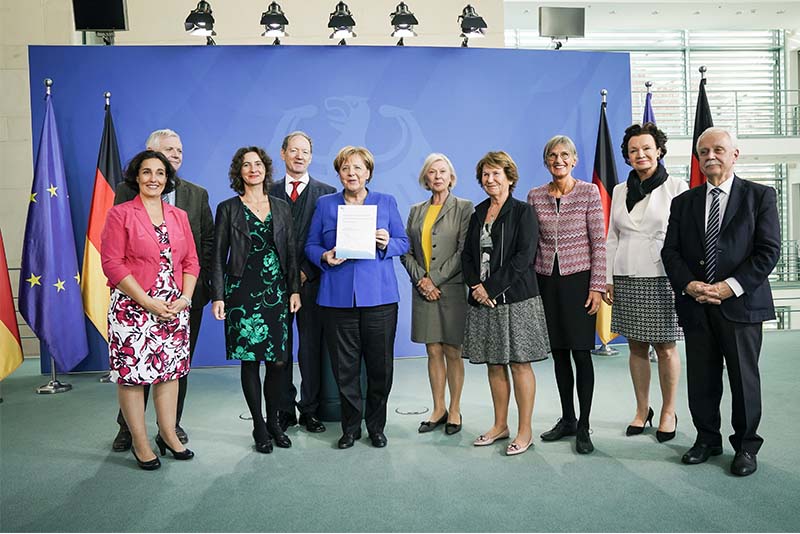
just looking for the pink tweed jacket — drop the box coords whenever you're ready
[527,180,607,292]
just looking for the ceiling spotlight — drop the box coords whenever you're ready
[261,1,289,45]
[458,4,487,48]
[390,2,418,46]
[328,1,356,45]
[185,0,216,45]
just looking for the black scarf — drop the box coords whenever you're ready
[626,163,668,212]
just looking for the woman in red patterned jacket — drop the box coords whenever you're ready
[527,135,606,455]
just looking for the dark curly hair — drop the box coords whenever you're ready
[621,122,668,165]
[123,150,176,195]
[475,151,519,193]
[228,146,273,195]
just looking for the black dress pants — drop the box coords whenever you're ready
[117,304,203,428]
[322,303,397,435]
[684,305,763,454]
[281,279,327,416]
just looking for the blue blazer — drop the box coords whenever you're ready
[305,190,410,308]
[661,176,781,327]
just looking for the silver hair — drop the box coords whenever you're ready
[145,129,181,149]
[542,135,578,166]
[418,153,457,190]
[697,127,739,151]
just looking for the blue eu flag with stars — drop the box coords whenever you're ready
[19,92,89,372]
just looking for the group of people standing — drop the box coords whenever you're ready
[100,123,780,478]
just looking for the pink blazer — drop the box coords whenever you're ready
[101,195,200,293]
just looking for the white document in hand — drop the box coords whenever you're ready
[335,204,377,259]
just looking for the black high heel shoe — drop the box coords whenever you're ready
[132,447,161,471]
[253,429,273,454]
[656,414,678,443]
[267,420,292,449]
[155,434,195,460]
[626,407,654,436]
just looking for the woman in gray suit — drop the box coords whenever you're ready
[401,153,474,435]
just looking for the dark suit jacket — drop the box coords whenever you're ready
[211,196,300,302]
[270,177,336,283]
[115,178,214,307]
[661,175,781,327]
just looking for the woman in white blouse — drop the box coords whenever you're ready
[603,123,688,443]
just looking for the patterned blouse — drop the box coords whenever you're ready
[527,180,607,292]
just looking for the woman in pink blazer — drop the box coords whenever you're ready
[101,150,200,470]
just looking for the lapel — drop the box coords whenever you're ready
[173,177,186,210]
[433,192,456,226]
[720,175,742,235]
[132,195,160,247]
[231,198,251,237]
[691,184,707,238]
[272,179,289,202]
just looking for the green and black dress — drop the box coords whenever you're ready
[223,208,289,362]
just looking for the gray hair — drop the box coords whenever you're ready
[696,127,739,151]
[281,131,313,152]
[418,153,457,190]
[542,135,578,166]
[145,129,181,149]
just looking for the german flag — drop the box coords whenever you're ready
[690,77,713,188]
[80,103,123,340]
[591,98,619,346]
[0,229,23,381]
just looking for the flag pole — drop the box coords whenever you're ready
[591,88,619,358]
[30,79,74,394]
[98,90,114,384]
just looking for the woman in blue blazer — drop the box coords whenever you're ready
[305,146,409,450]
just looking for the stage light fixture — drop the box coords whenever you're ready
[327,1,356,45]
[458,4,486,47]
[185,0,216,45]
[390,2,418,46]
[261,1,289,45]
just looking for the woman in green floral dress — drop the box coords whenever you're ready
[212,147,301,454]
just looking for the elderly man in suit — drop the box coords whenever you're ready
[662,127,780,476]
[111,129,214,450]
[270,131,336,433]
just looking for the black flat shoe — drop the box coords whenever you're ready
[268,422,292,449]
[540,418,577,441]
[445,414,462,435]
[112,426,132,452]
[681,443,723,465]
[656,414,677,443]
[626,407,654,436]
[175,424,189,445]
[155,434,194,460]
[338,430,362,449]
[418,411,448,433]
[576,427,594,454]
[369,431,388,448]
[299,413,326,433]
[731,451,757,476]
[132,447,161,470]
[253,430,273,454]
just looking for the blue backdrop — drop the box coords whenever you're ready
[28,45,631,372]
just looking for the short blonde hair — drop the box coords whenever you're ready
[333,146,375,181]
[418,153,457,190]
[542,135,578,166]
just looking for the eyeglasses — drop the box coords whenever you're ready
[547,151,573,161]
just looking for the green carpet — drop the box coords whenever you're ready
[1,331,799,532]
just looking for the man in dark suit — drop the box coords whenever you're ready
[270,131,336,433]
[111,129,214,450]
[662,127,780,476]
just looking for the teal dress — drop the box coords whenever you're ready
[224,208,289,362]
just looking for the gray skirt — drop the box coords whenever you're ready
[611,276,682,343]
[410,283,468,346]
[462,296,550,365]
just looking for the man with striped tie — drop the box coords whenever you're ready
[662,127,780,477]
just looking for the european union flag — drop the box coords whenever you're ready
[19,91,89,372]
[643,91,656,124]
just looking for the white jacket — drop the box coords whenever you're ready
[606,176,688,283]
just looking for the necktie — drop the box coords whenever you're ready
[704,188,721,283]
[290,181,301,202]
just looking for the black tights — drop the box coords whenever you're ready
[241,361,284,438]
[551,349,594,428]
